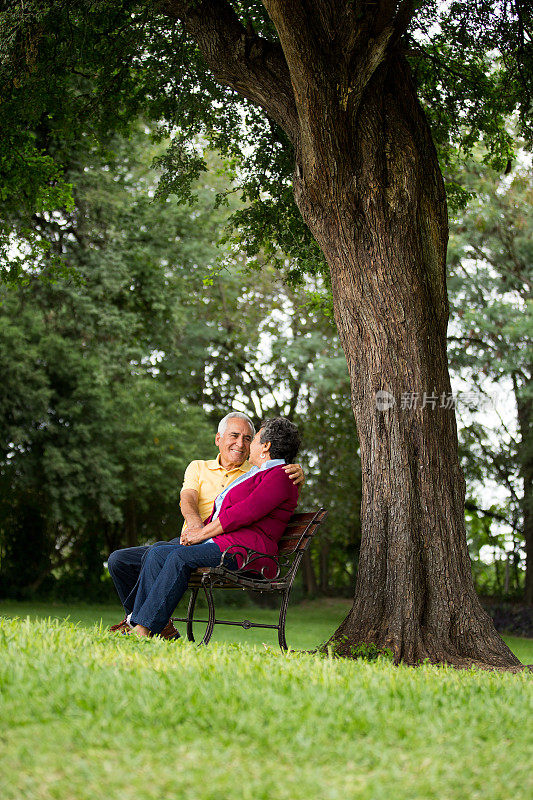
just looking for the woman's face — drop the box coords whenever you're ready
[248,428,271,466]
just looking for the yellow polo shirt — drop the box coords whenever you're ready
[180,454,251,531]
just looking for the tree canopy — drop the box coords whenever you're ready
[1,1,531,283]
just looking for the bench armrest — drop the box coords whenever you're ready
[219,544,281,580]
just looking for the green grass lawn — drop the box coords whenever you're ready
[1,600,532,800]
[1,596,532,663]
[0,596,352,651]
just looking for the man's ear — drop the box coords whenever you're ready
[215,432,221,446]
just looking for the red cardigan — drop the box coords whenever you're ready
[206,465,299,573]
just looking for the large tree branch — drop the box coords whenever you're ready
[260,0,353,179]
[261,1,416,177]
[468,240,532,293]
[391,1,419,39]
[464,500,524,543]
[156,0,299,143]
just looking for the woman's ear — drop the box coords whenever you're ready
[261,439,271,458]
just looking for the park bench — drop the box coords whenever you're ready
[172,508,328,651]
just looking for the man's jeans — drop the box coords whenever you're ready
[107,540,230,635]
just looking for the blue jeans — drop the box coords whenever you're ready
[108,540,228,635]
[108,539,175,613]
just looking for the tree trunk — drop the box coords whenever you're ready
[319,541,329,594]
[301,550,318,596]
[524,504,533,605]
[517,388,533,604]
[293,54,520,667]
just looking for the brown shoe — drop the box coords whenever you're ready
[158,620,181,640]
[109,618,131,633]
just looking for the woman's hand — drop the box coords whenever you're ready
[181,517,224,545]
[181,516,224,544]
[180,526,205,546]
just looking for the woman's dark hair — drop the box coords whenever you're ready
[259,417,301,463]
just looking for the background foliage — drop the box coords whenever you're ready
[447,154,532,598]
[1,119,530,601]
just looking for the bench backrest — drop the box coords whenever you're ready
[278,508,328,557]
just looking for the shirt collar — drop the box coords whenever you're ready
[206,453,250,473]
[259,458,286,471]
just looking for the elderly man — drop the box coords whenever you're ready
[107,412,303,638]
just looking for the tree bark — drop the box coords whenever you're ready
[161,0,521,666]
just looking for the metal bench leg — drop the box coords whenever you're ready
[186,588,199,642]
[278,588,292,651]
[199,585,215,646]
[185,585,216,645]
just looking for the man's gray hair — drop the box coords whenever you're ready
[218,412,255,437]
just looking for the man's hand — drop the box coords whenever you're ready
[283,463,305,487]
[180,525,204,546]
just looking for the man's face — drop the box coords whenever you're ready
[215,418,253,468]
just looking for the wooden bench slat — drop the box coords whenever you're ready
[278,509,327,553]
[284,511,321,523]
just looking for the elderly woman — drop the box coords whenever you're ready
[128,417,301,638]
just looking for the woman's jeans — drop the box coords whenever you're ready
[108,539,230,635]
